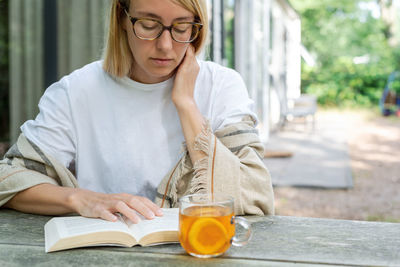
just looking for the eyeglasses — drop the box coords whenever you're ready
[124,9,203,43]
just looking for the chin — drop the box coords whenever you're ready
[151,68,176,79]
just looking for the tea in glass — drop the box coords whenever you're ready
[178,194,252,258]
[179,205,234,257]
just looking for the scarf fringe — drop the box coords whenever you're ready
[168,154,186,206]
[189,157,208,194]
[158,119,213,206]
[190,120,212,194]
[193,120,211,156]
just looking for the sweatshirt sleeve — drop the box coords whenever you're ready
[210,67,258,131]
[208,67,273,215]
[156,65,273,215]
[155,117,274,216]
[0,134,78,207]
[21,78,76,168]
[204,118,274,215]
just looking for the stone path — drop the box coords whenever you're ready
[263,120,353,188]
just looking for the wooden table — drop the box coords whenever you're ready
[1,209,399,266]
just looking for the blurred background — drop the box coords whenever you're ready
[0,0,399,221]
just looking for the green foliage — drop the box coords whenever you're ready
[387,72,400,94]
[290,0,400,107]
[303,57,389,107]
[391,80,400,94]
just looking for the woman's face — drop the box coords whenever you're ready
[124,0,194,84]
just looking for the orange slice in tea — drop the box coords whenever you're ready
[188,218,228,254]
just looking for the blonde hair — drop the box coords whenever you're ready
[102,0,209,78]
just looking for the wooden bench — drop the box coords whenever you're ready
[0,209,399,266]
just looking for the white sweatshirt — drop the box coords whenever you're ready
[21,60,257,200]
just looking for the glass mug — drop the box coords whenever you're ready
[178,193,252,258]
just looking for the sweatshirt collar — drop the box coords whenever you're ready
[117,76,174,91]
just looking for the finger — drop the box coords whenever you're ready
[187,45,196,59]
[180,49,190,67]
[139,197,164,217]
[115,201,142,224]
[99,209,118,222]
[126,197,156,220]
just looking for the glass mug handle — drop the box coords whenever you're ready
[231,216,252,246]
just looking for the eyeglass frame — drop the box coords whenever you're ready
[123,9,203,43]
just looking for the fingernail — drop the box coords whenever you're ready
[156,209,163,216]
[148,211,155,219]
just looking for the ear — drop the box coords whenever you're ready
[121,16,127,31]
[121,12,131,33]
[117,2,128,31]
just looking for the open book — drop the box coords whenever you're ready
[45,208,179,253]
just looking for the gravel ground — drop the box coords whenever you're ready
[274,109,400,222]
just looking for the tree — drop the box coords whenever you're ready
[290,0,399,107]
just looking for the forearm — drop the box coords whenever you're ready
[175,100,207,164]
[3,179,163,222]
[171,45,206,164]
[4,183,77,215]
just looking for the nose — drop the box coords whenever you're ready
[156,29,174,51]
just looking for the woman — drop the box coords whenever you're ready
[0,0,274,223]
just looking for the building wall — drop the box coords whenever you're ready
[210,0,301,141]
[268,0,301,129]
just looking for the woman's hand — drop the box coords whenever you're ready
[170,45,206,164]
[5,184,162,223]
[171,45,199,109]
[68,188,163,223]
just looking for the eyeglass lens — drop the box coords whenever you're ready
[134,19,199,42]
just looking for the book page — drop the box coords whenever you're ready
[126,208,179,242]
[55,215,131,238]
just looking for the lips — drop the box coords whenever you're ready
[151,58,173,66]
